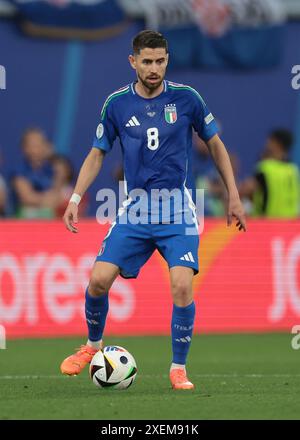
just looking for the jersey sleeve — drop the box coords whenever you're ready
[191,90,218,142]
[92,99,117,153]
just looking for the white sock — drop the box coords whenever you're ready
[170,363,186,372]
[87,339,102,350]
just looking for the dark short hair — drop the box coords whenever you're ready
[132,30,168,54]
[269,129,294,152]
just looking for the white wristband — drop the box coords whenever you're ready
[70,193,81,206]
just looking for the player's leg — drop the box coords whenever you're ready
[153,219,199,389]
[61,219,154,375]
[169,266,195,390]
[60,261,119,376]
[85,261,120,349]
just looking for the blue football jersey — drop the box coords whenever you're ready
[93,80,218,220]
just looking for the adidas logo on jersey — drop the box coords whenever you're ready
[126,116,140,127]
[180,252,195,263]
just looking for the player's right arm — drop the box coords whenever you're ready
[64,95,118,233]
[63,147,105,233]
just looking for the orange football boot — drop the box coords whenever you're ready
[60,344,100,376]
[170,368,195,390]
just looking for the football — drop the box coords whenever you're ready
[89,345,137,390]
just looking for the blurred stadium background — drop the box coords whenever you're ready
[0,0,300,420]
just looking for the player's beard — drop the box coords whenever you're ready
[137,72,164,92]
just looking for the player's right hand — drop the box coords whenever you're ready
[63,202,79,233]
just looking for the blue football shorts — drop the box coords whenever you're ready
[96,217,199,279]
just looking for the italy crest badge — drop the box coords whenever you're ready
[164,104,177,124]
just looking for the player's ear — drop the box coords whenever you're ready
[128,54,136,70]
[166,53,169,66]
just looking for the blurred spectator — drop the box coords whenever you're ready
[51,154,89,218]
[11,127,59,218]
[0,174,6,216]
[0,150,7,216]
[239,129,300,218]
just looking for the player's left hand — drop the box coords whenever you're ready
[227,195,247,232]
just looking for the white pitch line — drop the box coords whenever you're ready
[0,375,71,379]
[0,374,299,380]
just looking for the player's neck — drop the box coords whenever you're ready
[135,80,164,99]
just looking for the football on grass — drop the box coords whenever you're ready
[89,346,137,390]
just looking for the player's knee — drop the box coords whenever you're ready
[88,275,110,297]
[171,279,192,304]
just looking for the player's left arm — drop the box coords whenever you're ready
[206,134,247,232]
[190,89,246,231]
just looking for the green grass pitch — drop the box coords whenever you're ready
[0,334,299,420]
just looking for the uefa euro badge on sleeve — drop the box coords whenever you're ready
[96,123,104,139]
[164,104,177,124]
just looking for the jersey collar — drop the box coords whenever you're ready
[130,80,168,96]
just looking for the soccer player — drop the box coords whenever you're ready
[60,30,246,390]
